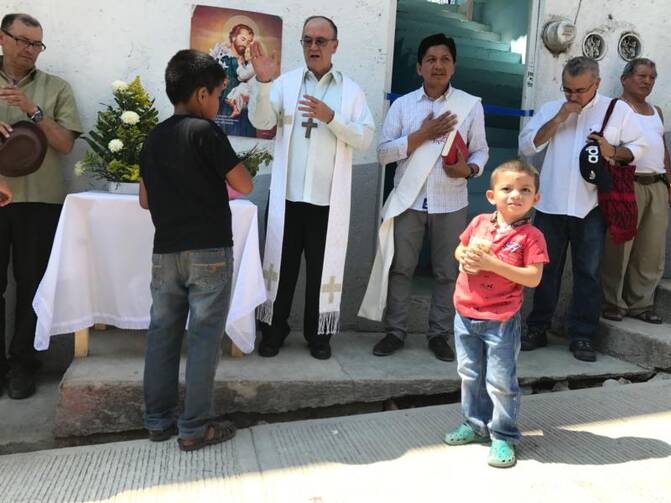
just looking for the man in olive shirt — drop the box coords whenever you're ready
[0,13,82,398]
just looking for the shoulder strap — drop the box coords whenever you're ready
[598,98,619,135]
[654,105,665,124]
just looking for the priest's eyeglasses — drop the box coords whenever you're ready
[1,29,46,52]
[300,37,336,48]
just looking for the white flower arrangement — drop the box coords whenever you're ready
[79,77,158,183]
[111,80,129,92]
[108,139,124,153]
[120,111,140,125]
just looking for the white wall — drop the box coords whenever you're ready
[1,0,396,190]
[528,0,671,116]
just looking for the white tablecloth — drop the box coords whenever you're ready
[33,192,266,353]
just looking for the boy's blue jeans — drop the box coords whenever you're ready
[454,312,522,443]
[143,247,233,440]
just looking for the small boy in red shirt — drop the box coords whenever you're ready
[444,159,549,468]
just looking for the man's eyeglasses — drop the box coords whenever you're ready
[299,37,336,48]
[560,80,596,95]
[1,29,46,52]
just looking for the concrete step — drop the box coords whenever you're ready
[5,381,671,502]
[395,33,510,58]
[398,20,502,42]
[399,9,492,33]
[595,318,671,370]
[0,373,62,455]
[458,56,525,76]
[459,44,522,63]
[452,35,510,52]
[54,330,649,438]
[398,0,469,20]
[655,279,671,321]
[453,70,524,91]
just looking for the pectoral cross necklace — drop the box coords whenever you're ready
[301,76,333,139]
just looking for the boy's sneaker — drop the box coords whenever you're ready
[444,423,489,446]
[488,439,516,468]
[521,328,547,351]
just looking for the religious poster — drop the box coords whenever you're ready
[190,5,282,139]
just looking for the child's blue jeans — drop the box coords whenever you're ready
[454,311,522,443]
[143,247,233,440]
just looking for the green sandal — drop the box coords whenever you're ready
[444,423,489,446]
[488,439,516,468]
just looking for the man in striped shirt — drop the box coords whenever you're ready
[372,33,489,361]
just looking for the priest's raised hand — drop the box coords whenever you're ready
[250,41,280,83]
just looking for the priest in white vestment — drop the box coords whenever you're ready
[359,33,489,361]
[248,15,374,360]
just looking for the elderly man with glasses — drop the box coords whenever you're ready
[248,15,374,360]
[0,13,82,398]
[518,56,646,362]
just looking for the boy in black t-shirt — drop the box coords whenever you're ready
[139,49,252,452]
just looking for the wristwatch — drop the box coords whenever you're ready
[465,165,478,179]
[28,105,44,123]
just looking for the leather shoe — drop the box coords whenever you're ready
[8,368,36,399]
[258,340,281,357]
[428,337,455,362]
[570,340,596,362]
[373,334,404,356]
[521,328,547,351]
[309,343,331,360]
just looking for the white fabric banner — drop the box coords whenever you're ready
[32,192,266,353]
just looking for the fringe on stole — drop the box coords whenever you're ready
[256,300,274,325]
[318,311,340,336]
[257,303,341,336]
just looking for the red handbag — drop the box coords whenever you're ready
[595,98,638,244]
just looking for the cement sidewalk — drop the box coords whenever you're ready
[2,380,670,503]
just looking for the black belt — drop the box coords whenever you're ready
[633,173,668,186]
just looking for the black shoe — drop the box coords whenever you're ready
[570,340,596,362]
[521,328,547,351]
[7,368,36,399]
[258,340,281,357]
[373,334,404,356]
[309,343,331,360]
[428,337,455,362]
[148,425,178,442]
